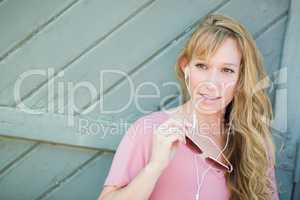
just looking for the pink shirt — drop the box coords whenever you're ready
[103,110,279,199]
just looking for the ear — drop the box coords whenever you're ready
[179,56,189,73]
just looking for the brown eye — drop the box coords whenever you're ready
[195,63,208,69]
[222,68,235,73]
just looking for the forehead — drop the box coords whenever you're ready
[192,37,242,67]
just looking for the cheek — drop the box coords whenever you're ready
[190,72,203,82]
[189,72,208,90]
[221,78,238,101]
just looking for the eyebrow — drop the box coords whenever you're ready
[223,63,238,67]
[195,60,238,68]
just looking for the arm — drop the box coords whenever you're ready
[99,162,164,200]
[98,113,185,200]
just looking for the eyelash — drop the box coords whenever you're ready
[195,63,206,69]
[222,68,235,73]
[195,63,235,73]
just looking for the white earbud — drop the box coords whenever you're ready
[184,66,191,96]
[184,66,190,81]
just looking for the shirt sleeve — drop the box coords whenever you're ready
[103,116,152,188]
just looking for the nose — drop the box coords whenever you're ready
[203,69,220,91]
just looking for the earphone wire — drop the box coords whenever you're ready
[193,110,232,200]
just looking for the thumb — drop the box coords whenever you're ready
[170,141,179,160]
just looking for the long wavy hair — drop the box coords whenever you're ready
[175,14,277,200]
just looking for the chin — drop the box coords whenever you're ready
[194,104,224,115]
[196,102,224,114]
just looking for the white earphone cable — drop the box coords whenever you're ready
[193,110,232,200]
[193,111,231,200]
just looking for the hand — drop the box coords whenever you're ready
[149,117,192,171]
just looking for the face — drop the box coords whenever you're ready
[183,38,242,114]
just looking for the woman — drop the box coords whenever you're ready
[98,13,279,200]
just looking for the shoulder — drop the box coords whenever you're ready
[117,110,170,163]
[135,110,170,126]
[121,110,170,148]
[127,110,170,139]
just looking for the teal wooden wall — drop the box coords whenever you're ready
[0,0,299,199]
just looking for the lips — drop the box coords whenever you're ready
[199,93,221,100]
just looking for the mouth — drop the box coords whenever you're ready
[199,93,221,101]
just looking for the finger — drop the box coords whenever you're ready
[168,118,193,135]
[166,130,186,143]
[167,134,186,145]
[157,122,180,134]
[176,123,191,136]
[157,122,187,143]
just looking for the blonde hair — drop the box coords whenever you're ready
[175,13,276,200]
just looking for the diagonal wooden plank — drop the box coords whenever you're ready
[0,0,7,7]
[0,0,79,61]
[0,0,154,106]
[35,152,113,200]
[0,136,37,173]
[0,142,99,200]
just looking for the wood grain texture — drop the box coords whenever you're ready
[0,0,296,199]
